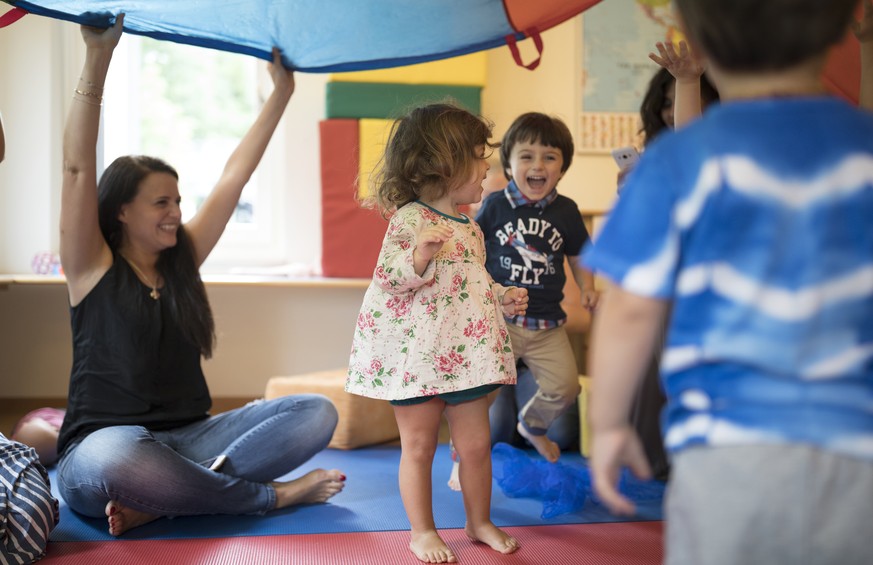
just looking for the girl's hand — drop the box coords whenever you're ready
[649,40,705,81]
[854,0,873,43]
[268,47,295,98]
[81,13,124,50]
[501,287,529,317]
[414,225,453,263]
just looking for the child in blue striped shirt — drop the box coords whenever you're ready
[585,1,873,564]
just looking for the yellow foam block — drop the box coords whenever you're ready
[265,369,399,450]
[331,52,487,87]
[358,118,394,199]
[578,375,592,458]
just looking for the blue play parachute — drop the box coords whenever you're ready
[1,0,603,72]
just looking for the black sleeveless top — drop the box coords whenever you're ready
[58,257,211,456]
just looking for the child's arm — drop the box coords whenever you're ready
[854,0,873,110]
[373,218,448,294]
[588,286,668,516]
[569,257,599,311]
[500,286,529,317]
[649,40,706,128]
[413,225,453,276]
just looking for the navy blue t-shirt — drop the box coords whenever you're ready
[476,184,589,326]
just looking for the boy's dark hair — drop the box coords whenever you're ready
[640,67,720,145]
[675,0,857,72]
[500,112,574,180]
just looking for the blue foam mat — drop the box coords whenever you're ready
[49,444,663,542]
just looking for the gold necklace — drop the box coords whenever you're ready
[122,255,161,300]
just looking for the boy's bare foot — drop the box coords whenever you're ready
[271,468,346,509]
[105,500,159,536]
[447,461,462,491]
[517,422,560,463]
[409,530,457,563]
[465,521,520,554]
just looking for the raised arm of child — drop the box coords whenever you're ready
[649,40,707,128]
[588,287,668,515]
[854,0,873,110]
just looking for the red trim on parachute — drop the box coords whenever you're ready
[506,28,544,71]
[0,7,28,27]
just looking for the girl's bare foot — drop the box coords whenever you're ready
[517,422,560,463]
[105,500,159,536]
[447,461,462,491]
[271,468,345,509]
[465,521,520,554]
[409,530,457,563]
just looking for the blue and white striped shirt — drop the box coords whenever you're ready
[1,433,58,564]
[584,97,873,460]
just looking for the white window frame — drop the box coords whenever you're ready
[99,35,289,271]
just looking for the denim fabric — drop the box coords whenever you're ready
[489,364,579,450]
[57,394,337,518]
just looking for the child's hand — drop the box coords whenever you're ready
[591,424,652,516]
[853,0,873,43]
[414,225,453,264]
[412,224,453,275]
[649,40,705,82]
[501,287,529,317]
[581,289,600,312]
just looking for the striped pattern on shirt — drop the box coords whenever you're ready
[1,434,59,564]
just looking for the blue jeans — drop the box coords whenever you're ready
[489,364,579,451]
[57,394,337,518]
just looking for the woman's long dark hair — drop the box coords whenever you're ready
[98,155,216,358]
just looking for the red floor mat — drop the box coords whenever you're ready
[41,522,663,565]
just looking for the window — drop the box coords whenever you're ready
[102,36,288,269]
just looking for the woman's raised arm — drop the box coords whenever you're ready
[60,15,124,305]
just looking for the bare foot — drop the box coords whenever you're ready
[447,461,462,491]
[465,521,520,554]
[517,422,560,463]
[271,468,345,509]
[409,530,457,563]
[105,500,159,536]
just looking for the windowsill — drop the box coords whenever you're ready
[0,274,370,289]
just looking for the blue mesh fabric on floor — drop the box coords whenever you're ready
[49,444,664,542]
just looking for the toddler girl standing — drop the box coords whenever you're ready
[347,103,527,563]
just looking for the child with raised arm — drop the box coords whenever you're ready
[585,1,873,564]
[346,103,527,563]
[475,113,598,464]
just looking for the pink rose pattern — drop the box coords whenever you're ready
[346,203,516,399]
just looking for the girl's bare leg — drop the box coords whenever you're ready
[394,401,457,563]
[445,397,519,555]
[447,389,502,492]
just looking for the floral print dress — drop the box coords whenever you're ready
[346,201,517,400]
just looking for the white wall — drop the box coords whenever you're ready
[0,17,65,273]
